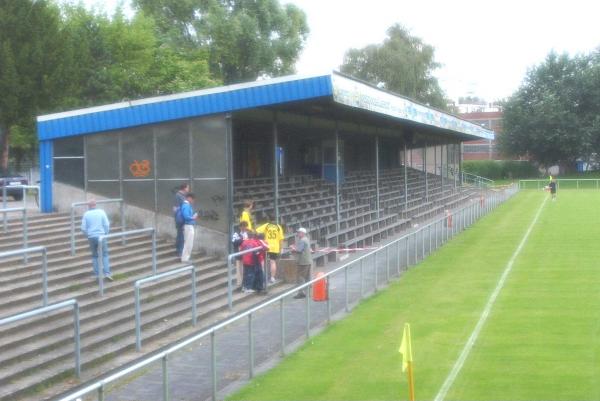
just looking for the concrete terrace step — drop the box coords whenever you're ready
[0,283,271,401]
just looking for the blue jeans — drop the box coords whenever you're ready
[175,221,184,256]
[88,237,111,276]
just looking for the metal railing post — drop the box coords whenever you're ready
[405,236,409,269]
[2,185,6,232]
[305,288,310,338]
[162,355,169,401]
[70,207,76,255]
[152,230,157,275]
[374,251,378,292]
[120,201,126,245]
[360,258,364,297]
[211,331,217,401]
[248,314,254,378]
[396,240,401,275]
[135,285,142,351]
[42,248,48,306]
[191,267,197,326]
[344,266,349,312]
[385,246,390,283]
[227,256,234,311]
[280,298,285,356]
[73,302,81,377]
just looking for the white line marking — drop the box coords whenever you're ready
[434,196,548,401]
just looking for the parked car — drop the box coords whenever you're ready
[0,168,28,201]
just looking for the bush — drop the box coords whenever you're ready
[462,160,538,180]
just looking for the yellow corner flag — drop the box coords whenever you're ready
[399,323,415,401]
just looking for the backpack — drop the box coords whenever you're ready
[175,207,184,225]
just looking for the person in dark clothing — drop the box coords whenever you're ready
[548,177,557,201]
[173,183,189,257]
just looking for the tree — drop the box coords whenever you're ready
[340,24,449,110]
[0,0,66,168]
[499,52,600,172]
[133,0,309,84]
[57,5,217,109]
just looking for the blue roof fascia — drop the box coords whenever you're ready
[37,74,334,141]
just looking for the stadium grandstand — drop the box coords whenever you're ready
[0,71,493,400]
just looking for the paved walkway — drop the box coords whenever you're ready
[102,222,448,401]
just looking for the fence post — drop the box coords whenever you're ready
[162,355,169,401]
[23,209,28,263]
[211,331,217,401]
[42,248,48,306]
[305,290,310,338]
[74,302,81,378]
[248,314,254,378]
[345,265,349,312]
[2,186,6,232]
[360,258,364,297]
[135,284,142,351]
[280,298,285,356]
[385,246,390,283]
[374,251,378,292]
[121,201,126,246]
[227,256,233,311]
[191,267,197,326]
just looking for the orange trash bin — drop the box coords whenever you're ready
[312,272,328,301]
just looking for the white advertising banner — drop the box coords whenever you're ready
[331,74,494,140]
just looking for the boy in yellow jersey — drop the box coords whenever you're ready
[240,200,254,231]
[255,212,284,283]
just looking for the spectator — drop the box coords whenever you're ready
[81,199,112,281]
[240,232,268,293]
[291,227,311,299]
[180,193,198,263]
[240,200,254,231]
[255,212,284,284]
[255,233,269,292]
[173,183,189,257]
[231,221,250,291]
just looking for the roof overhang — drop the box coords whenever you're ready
[37,72,493,141]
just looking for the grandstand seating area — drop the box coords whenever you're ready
[0,167,477,400]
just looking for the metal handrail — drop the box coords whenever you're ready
[97,228,157,296]
[0,299,80,378]
[461,171,493,188]
[134,265,197,351]
[226,246,265,310]
[70,199,125,256]
[0,246,48,303]
[57,185,519,401]
[0,207,27,251]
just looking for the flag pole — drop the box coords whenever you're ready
[407,360,415,401]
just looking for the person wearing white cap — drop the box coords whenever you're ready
[291,227,311,299]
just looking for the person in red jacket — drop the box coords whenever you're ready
[240,233,268,293]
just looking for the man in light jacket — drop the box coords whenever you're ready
[81,199,112,280]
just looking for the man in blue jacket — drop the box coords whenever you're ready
[181,193,198,262]
[81,199,112,280]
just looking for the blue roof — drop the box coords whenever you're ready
[37,72,493,141]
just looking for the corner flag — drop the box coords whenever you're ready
[399,323,413,372]
[399,323,415,401]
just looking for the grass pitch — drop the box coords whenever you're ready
[228,190,600,401]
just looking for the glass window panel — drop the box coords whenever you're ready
[155,121,190,179]
[54,159,84,188]
[87,133,119,180]
[123,181,155,211]
[54,137,83,157]
[87,181,120,200]
[192,179,228,233]
[191,116,227,178]
[122,127,155,179]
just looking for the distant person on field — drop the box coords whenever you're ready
[549,177,557,201]
[173,183,189,257]
[81,199,112,281]
[240,200,254,231]
[231,221,250,291]
[255,212,284,284]
[181,193,198,262]
[290,227,312,299]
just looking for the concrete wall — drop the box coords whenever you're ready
[53,182,227,257]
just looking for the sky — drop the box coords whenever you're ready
[83,0,600,102]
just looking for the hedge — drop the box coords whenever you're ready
[462,160,538,180]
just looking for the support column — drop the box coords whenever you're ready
[459,142,464,187]
[424,143,428,202]
[404,143,408,211]
[441,144,445,189]
[225,114,234,254]
[454,143,458,189]
[273,113,280,224]
[335,125,341,233]
[375,136,380,218]
[39,140,53,213]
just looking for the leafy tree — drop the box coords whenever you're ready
[0,0,66,168]
[340,24,449,110]
[133,0,309,84]
[500,52,600,172]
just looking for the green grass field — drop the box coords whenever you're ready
[228,190,600,400]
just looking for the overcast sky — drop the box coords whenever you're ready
[84,0,600,102]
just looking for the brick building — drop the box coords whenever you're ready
[460,111,503,160]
